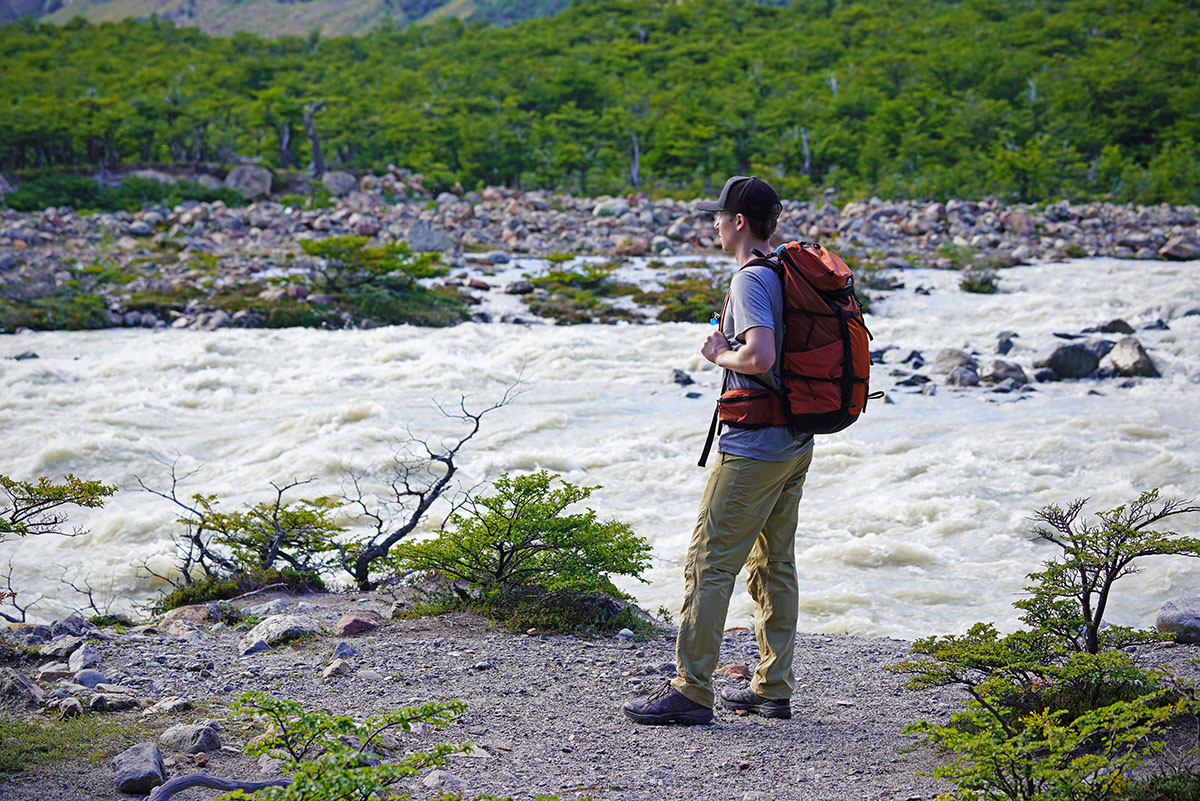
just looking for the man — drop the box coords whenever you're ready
[624,176,813,725]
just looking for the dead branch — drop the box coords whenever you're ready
[146,773,289,801]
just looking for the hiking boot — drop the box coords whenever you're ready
[624,682,714,726]
[719,686,792,719]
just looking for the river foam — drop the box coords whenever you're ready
[1,257,1198,638]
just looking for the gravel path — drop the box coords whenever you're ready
[3,590,1194,801]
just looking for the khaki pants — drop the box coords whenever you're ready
[671,447,813,708]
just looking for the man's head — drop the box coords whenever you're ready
[697,176,782,243]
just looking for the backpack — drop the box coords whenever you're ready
[698,241,880,467]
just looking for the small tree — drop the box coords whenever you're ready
[1,473,116,622]
[299,235,444,294]
[0,474,116,542]
[894,490,1200,801]
[1018,490,1200,655]
[146,692,467,801]
[392,470,652,601]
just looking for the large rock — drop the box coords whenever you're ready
[322,171,358,197]
[592,197,630,217]
[406,220,456,252]
[0,667,44,712]
[999,210,1036,235]
[40,634,84,659]
[334,610,384,636]
[113,742,166,794]
[238,614,320,653]
[51,615,93,638]
[1032,344,1099,379]
[1158,235,1200,261]
[68,643,101,672]
[932,348,978,373]
[160,604,213,625]
[945,366,980,387]
[160,722,221,754]
[1156,596,1200,643]
[224,165,273,200]
[979,359,1028,385]
[1108,337,1159,377]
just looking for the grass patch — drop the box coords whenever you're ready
[400,590,657,637]
[0,714,152,774]
[154,567,324,613]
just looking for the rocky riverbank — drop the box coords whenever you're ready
[1,168,1198,333]
[0,590,951,801]
[4,591,1200,801]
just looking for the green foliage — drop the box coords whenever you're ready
[524,262,642,324]
[215,692,468,801]
[190,491,344,577]
[1019,491,1200,655]
[1123,772,1200,801]
[276,185,335,210]
[0,714,151,774]
[6,0,1197,202]
[0,474,116,543]
[960,269,999,294]
[154,567,324,613]
[894,490,1200,801]
[633,269,726,323]
[906,693,1191,801]
[1,173,242,212]
[299,235,444,293]
[1063,243,1088,259]
[394,471,651,599]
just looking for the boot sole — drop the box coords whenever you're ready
[623,706,714,726]
[721,700,792,719]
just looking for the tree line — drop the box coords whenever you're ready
[2,0,1198,204]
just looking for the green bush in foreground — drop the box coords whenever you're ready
[392,471,653,633]
[894,490,1200,801]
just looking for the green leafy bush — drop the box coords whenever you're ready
[894,490,1200,801]
[392,471,652,632]
[0,474,116,543]
[2,173,243,212]
[214,692,467,801]
[959,269,998,294]
[154,567,324,613]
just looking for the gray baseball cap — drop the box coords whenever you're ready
[696,176,782,219]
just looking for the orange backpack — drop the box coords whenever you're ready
[699,241,879,467]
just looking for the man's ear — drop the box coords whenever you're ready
[733,213,747,231]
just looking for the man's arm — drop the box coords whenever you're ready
[701,325,775,375]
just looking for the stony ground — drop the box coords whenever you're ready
[4,590,1199,801]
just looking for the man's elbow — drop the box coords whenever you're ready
[744,351,775,374]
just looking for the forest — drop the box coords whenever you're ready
[1,0,1198,204]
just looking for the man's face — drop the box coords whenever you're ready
[713,211,736,253]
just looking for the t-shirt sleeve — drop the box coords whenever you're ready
[727,268,777,344]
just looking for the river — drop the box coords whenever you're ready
[2,256,1198,638]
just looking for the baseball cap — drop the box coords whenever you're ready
[696,176,782,220]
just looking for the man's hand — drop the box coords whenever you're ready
[702,326,775,375]
[701,330,731,364]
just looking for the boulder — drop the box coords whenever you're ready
[1108,337,1159,377]
[1032,344,1099,379]
[160,604,212,625]
[932,348,977,373]
[113,743,166,794]
[68,643,101,672]
[979,359,1028,385]
[37,662,74,681]
[334,610,384,636]
[945,366,980,387]
[73,669,106,688]
[406,220,456,252]
[592,197,630,217]
[1156,597,1200,643]
[900,214,932,236]
[1158,235,1200,261]
[0,667,44,712]
[160,722,221,754]
[999,210,1036,235]
[504,280,534,295]
[40,634,84,659]
[51,615,93,638]
[238,614,320,653]
[224,165,273,200]
[1097,319,1135,334]
[1079,338,1115,360]
[423,770,468,792]
[322,171,358,196]
[243,598,289,618]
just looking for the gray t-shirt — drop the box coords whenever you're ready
[718,264,814,461]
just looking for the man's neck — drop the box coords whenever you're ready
[734,239,773,267]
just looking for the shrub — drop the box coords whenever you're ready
[1,173,243,212]
[391,471,653,632]
[960,268,998,294]
[154,568,325,614]
[0,474,116,544]
[894,490,1200,801]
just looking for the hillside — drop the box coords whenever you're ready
[2,0,1198,205]
[17,0,571,36]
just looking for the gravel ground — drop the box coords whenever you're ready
[3,590,1198,801]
